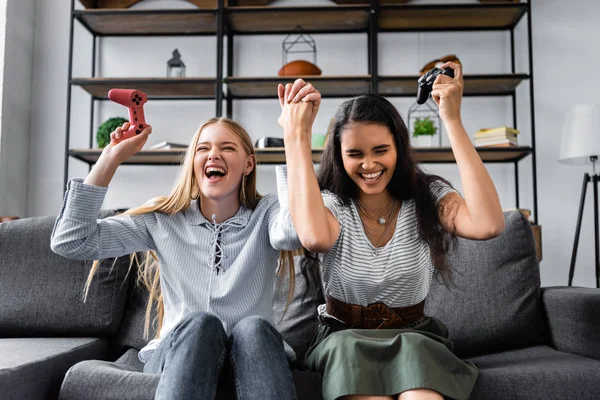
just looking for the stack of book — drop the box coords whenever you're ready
[474,126,519,148]
[149,141,188,150]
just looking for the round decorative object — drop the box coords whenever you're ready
[278,60,322,77]
[378,217,386,225]
[97,117,128,148]
[420,54,461,76]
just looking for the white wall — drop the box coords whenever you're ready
[23,0,600,287]
[0,0,34,217]
[0,0,6,190]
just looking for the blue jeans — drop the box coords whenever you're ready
[143,312,296,400]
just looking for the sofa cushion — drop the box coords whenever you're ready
[425,211,547,357]
[273,255,324,362]
[0,216,131,337]
[467,345,600,400]
[59,349,322,400]
[111,280,155,356]
[0,337,108,400]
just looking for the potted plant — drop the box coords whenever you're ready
[412,116,437,138]
[97,117,128,148]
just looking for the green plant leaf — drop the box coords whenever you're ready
[97,117,128,148]
[413,116,438,137]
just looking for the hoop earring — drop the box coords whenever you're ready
[241,174,247,201]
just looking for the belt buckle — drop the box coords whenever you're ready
[375,318,394,329]
[370,303,401,329]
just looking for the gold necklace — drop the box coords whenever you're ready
[360,204,397,247]
[356,198,396,225]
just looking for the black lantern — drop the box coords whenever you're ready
[167,49,186,78]
[283,25,317,66]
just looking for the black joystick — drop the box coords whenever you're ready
[416,67,454,105]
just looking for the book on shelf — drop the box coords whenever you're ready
[149,141,188,150]
[475,138,519,148]
[475,126,520,137]
[475,132,519,141]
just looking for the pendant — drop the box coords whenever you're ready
[378,217,386,225]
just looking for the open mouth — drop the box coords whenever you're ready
[359,170,384,185]
[205,166,226,182]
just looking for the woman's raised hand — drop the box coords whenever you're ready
[104,122,153,165]
[277,78,321,142]
[431,61,464,125]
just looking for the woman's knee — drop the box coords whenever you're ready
[177,311,225,336]
[231,316,278,341]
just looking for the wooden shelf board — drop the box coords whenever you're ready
[71,78,217,98]
[69,148,324,165]
[379,74,529,96]
[225,76,372,98]
[227,6,369,34]
[74,9,217,36]
[74,4,527,36]
[378,4,527,31]
[79,0,216,9]
[415,147,531,163]
[70,146,531,166]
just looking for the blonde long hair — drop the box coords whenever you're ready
[84,117,297,338]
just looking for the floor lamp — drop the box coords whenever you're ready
[559,104,600,288]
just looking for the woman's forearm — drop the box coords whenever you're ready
[284,130,336,252]
[83,148,120,187]
[445,120,505,229]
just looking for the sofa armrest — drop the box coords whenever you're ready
[542,286,600,361]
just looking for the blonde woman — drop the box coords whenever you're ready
[51,118,300,399]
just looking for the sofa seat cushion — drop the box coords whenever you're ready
[59,349,323,400]
[425,211,547,358]
[467,345,600,400]
[0,337,108,400]
[0,216,132,337]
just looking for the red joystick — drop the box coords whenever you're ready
[107,88,148,143]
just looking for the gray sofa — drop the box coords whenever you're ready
[1,211,599,400]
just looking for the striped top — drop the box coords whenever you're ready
[50,177,301,362]
[319,181,456,311]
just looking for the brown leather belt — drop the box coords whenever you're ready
[325,295,425,329]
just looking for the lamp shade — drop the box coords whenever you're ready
[559,103,600,165]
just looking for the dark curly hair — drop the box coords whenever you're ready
[301,93,459,298]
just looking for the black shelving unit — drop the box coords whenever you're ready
[64,0,538,224]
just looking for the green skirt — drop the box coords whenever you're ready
[304,315,478,400]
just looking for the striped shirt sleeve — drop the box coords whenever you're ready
[50,178,156,260]
[267,167,302,251]
[322,191,344,222]
[430,178,458,205]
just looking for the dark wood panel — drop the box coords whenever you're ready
[378,74,529,96]
[70,147,531,165]
[72,78,217,98]
[415,147,531,163]
[79,0,216,8]
[225,76,371,98]
[75,9,216,35]
[379,4,526,31]
[227,6,369,34]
